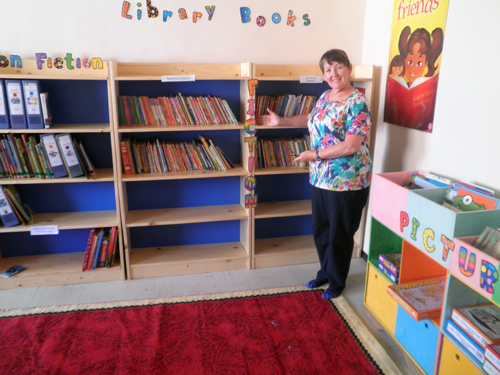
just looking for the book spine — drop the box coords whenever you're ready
[378,254,400,275]
[120,140,133,174]
[483,359,500,375]
[106,226,118,267]
[485,346,500,373]
[378,262,398,283]
[82,228,96,271]
[451,309,490,348]
[446,319,485,363]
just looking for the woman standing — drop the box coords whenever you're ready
[260,49,372,299]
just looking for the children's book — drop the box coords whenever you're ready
[451,303,500,349]
[378,262,398,283]
[485,344,500,373]
[378,253,401,276]
[446,319,485,363]
[387,277,445,321]
[483,359,500,375]
[444,183,500,212]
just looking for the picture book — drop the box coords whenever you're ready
[485,344,500,374]
[474,227,500,259]
[446,319,485,363]
[4,185,34,225]
[387,277,445,321]
[444,183,500,212]
[451,303,500,349]
[378,253,401,276]
[402,173,449,190]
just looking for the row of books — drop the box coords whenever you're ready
[82,227,118,271]
[255,94,318,118]
[0,79,52,129]
[0,133,95,180]
[117,94,238,127]
[387,276,446,321]
[446,303,500,372]
[378,253,401,283]
[120,135,234,174]
[402,172,500,212]
[474,227,500,260]
[0,184,34,227]
[256,137,310,169]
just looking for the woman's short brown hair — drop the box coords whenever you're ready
[319,49,351,73]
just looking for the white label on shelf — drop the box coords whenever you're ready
[161,75,196,82]
[300,76,323,84]
[31,226,59,235]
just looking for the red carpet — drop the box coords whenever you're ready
[0,288,388,374]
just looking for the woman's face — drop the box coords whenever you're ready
[322,61,352,92]
[404,42,428,84]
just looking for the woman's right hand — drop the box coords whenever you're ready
[257,108,281,127]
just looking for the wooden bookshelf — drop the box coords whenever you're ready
[0,60,125,288]
[110,62,253,280]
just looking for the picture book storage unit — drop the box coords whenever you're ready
[110,62,253,279]
[364,171,500,374]
[0,60,124,289]
[252,64,374,268]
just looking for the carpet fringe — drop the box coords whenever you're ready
[0,285,402,375]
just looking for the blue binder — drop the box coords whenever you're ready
[22,80,44,129]
[5,80,27,129]
[0,80,10,129]
[0,185,20,228]
[40,133,68,178]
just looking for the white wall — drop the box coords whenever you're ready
[362,0,500,192]
[0,0,367,65]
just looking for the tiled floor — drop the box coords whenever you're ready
[0,258,414,374]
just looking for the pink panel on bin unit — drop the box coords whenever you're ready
[371,171,422,235]
[450,236,500,301]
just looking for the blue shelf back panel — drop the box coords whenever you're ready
[39,80,109,124]
[130,220,241,248]
[255,174,311,203]
[127,177,241,210]
[256,80,330,97]
[255,215,312,239]
[0,228,92,257]
[120,129,241,164]
[14,182,116,213]
[69,132,113,169]
[119,80,241,121]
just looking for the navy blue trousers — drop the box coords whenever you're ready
[310,185,370,297]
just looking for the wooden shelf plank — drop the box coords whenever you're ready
[115,62,251,80]
[253,235,318,268]
[0,60,109,80]
[0,168,114,184]
[122,166,248,181]
[255,200,312,219]
[118,124,244,132]
[129,242,249,278]
[126,204,248,227]
[0,123,111,134]
[0,210,118,233]
[0,253,122,290]
[254,166,309,175]
[254,64,373,81]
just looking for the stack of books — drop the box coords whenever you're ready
[117,94,238,126]
[378,253,401,283]
[474,227,500,260]
[402,172,453,190]
[120,135,234,174]
[443,182,500,212]
[387,276,445,321]
[82,227,119,271]
[255,94,318,119]
[0,184,34,227]
[446,303,500,366]
[256,137,310,169]
[485,344,500,375]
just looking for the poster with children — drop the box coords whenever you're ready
[383,0,449,133]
